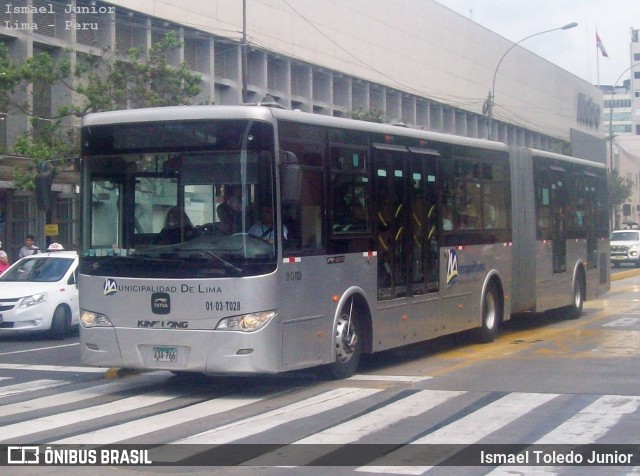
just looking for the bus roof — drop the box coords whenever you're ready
[82,105,604,168]
[82,105,509,153]
[525,146,607,170]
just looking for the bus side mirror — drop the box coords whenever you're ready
[279,151,301,204]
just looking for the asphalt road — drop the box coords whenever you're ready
[1,269,640,475]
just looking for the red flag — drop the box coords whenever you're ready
[596,32,609,58]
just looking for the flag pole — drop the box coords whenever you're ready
[596,28,600,87]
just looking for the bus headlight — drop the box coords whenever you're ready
[80,310,113,328]
[20,293,47,308]
[216,310,276,332]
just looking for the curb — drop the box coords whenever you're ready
[611,268,640,282]
[104,368,142,379]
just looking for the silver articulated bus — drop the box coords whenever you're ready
[78,105,610,378]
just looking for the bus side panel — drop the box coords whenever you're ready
[509,147,537,314]
[373,295,441,351]
[409,294,442,345]
[440,243,512,334]
[535,239,590,312]
[278,253,377,370]
[589,238,611,299]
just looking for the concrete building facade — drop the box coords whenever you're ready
[600,28,640,229]
[0,0,606,259]
[631,28,640,135]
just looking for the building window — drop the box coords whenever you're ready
[54,197,77,249]
[33,0,56,37]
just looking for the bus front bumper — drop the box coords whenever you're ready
[80,326,281,375]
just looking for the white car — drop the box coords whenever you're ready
[610,230,640,267]
[0,251,79,339]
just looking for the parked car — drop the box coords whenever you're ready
[610,229,640,267]
[0,251,79,339]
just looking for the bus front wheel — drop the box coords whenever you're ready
[325,304,361,380]
[478,281,501,343]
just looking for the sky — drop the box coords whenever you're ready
[436,0,640,86]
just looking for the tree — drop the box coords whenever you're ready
[350,108,385,123]
[74,32,202,114]
[0,43,20,122]
[1,32,202,189]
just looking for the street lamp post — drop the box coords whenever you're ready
[484,22,578,140]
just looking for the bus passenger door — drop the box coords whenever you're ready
[373,148,408,300]
[373,148,440,300]
[407,151,439,295]
[534,161,569,311]
[549,168,568,274]
[373,146,441,344]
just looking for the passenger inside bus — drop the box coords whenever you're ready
[224,185,244,229]
[461,202,480,228]
[443,205,454,231]
[213,202,235,235]
[156,206,194,244]
[249,205,288,244]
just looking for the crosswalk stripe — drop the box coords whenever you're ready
[245,389,465,467]
[178,387,382,444]
[413,392,560,444]
[358,392,560,475]
[151,387,382,463]
[535,394,640,444]
[486,395,640,475]
[347,375,432,382]
[298,389,464,444]
[0,390,180,442]
[0,379,69,398]
[0,373,170,419]
[52,395,270,444]
[0,363,107,373]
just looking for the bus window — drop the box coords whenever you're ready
[282,168,324,253]
[279,139,325,254]
[91,180,121,248]
[330,146,369,235]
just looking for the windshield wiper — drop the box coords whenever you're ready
[89,254,186,270]
[191,248,243,273]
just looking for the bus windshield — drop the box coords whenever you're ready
[80,119,277,278]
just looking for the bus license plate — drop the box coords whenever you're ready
[153,346,177,362]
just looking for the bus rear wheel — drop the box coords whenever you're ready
[325,304,361,380]
[567,273,585,319]
[478,281,501,343]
